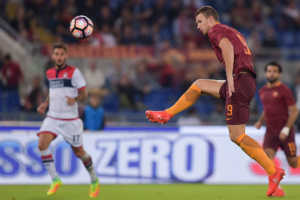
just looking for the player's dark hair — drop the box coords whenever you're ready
[195,6,219,21]
[265,61,282,73]
[52,43,68,52]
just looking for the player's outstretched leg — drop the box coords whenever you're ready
[146,79,224,123]
[72,146,99,198]
[229,126,285,196]
[38,132,62,196]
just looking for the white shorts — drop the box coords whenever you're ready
[38,117,83,147]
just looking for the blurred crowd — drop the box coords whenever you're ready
[1,0,300,127]
[0,50,226,126]
[1,51,300,128]
[2,0,300,49]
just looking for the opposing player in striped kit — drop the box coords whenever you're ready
[37,43,99,198]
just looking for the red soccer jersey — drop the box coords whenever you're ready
[259,82,295,129]
[208,24,255,76]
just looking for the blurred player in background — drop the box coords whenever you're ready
[36,43,99,198]
[145,6,284,196]
[255,62,300,197]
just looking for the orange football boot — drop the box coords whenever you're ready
[145,110,172,124]
[266,168,285,196]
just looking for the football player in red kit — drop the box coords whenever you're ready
[255,62,299,197]
[145,6,284,196]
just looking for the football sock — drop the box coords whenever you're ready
[165,84,201,116]
[80,153,98,182]
[235,133,276,176]
[40,149,58,180]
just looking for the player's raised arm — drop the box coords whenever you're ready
[255,112,264,129]
[219,38,235,97]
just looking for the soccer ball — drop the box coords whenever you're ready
[70,15,94,39]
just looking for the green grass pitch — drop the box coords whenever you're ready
[0,184,299,200]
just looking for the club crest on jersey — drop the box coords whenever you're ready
[63,73,68,78]
[272,91,279,98]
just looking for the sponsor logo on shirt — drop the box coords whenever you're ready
[49,79,73,88]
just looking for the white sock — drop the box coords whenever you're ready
[40,148,58,181]
[81,153,98,182]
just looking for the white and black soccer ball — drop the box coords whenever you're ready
[70,15,94,39]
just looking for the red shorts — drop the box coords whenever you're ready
[263,127,297,157]
[219,72,256,125]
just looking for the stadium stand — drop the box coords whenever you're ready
[0,0,300,126]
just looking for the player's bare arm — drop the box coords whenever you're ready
[279,104,299,141]
[37,96,49,115]
[66,88,87,105]
[255,112,265,129]
[219,38,235,97]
